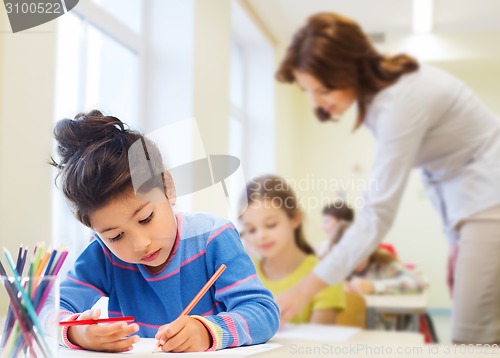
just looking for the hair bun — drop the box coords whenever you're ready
[53,109,127,165]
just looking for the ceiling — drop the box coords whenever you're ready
[245,0,500,44]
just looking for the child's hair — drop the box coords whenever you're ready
[322,200,354,222]
[318,200,354,258]
[244,175,315,255]
[367,248,396,266]
[49,110,166,228]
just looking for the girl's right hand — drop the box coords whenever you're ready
[67,308,140,352]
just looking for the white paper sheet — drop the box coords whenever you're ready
[274,323,360,342]
[60,338,281,357]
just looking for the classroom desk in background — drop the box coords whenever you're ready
[364,292,428,331]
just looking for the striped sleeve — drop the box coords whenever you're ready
[198,222,280,351]
[58,311,83,349]
[59,240,110,315]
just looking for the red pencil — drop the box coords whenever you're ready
[155,264,227,350]
[59,316,135,326]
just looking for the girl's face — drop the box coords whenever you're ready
[241,200,300,259]
[322,214,341,239]
[293,70,356,118]
[90,188,177,273]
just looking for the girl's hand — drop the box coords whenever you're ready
[348,278,374,294]
[67,308,140,352]
[343,280,353,292]
[155,316,211,352]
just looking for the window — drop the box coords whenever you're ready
[52,3,143,272]
[229,41,245,162]
[230,1,275,179]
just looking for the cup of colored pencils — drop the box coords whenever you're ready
[0,245,68,358]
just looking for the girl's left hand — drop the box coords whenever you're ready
[155,316,211,352]
[348,278,374,294]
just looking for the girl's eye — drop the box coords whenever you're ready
[246,228,256,234]
[140,212,154,224]
[109,233,123,243]
[320,88,333,94]
[267,222,277,229]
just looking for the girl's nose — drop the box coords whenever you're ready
[133,235,152,252]
[255,229,266,241]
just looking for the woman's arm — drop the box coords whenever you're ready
[310,309,338,324]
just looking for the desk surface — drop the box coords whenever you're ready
[364,293,427,313]
[60,329,424,357]
[46,326,500,358]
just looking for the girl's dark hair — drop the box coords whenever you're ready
[244,175,315,255]
[49,110,165,227]
[322,200,354,222]
[276,12,419,129]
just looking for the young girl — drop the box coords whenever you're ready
[316,200,354,258]
[325,220,427,295]
[240,175,345,324]
[50,110,279,353]
[345,246,427,295]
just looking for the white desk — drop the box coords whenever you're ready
[60,328,424,357]
[364,293,428,331]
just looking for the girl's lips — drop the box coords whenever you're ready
[259,243,274,251]
[142,249,160,262]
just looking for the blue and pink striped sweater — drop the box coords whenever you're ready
[59,212,280,350]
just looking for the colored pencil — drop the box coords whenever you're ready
[59,316,136,326]
[1,246,28,347]
[0,261,40,356]
[154,264,227,351]
[3,248,52,357]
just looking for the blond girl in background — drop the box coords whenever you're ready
[241,175,345,324]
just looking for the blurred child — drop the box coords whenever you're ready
[332,229,427,295]
[50,111,279,353]
[345,244,427,295]
[241,175,345,324]
[321,202,426,295]
[317,200,354,258]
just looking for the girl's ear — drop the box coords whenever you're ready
[291,212,302,230]
[162,171,176,205]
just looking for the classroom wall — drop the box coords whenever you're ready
[0,14,56,313]
[276,32,500,309]
[274,44,303,180]
[190,0,232,216]
[142,0,232,217]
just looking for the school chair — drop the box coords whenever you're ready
[336,291,367,328]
